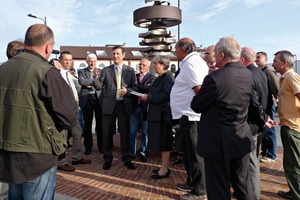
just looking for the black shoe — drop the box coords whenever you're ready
[152,168,171,175]
[278,190,292,199]
[151,172,170,179]
[139,153,148,162]
[103,162,111,170]
[72,158,91,165]
[124,161,136,170]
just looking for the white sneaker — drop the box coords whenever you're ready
[260,157,275,163]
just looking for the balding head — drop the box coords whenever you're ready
[204,45,216,65]
[240,47,256,67]
[24,24,55,59]
[175,37,196,61]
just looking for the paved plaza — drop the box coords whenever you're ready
[55,131,289,200]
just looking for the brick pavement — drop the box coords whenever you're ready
[55,134,289,200]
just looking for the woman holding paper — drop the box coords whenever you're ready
[141,55,174,179]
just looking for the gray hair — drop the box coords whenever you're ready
[86,53,97,61]
[274,50,294,67]
[153,55,170,70]
[215,36,241,60]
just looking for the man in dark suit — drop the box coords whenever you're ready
[78,53,102,155]
[98,46,138,170]
[129,57,156,162]
[240,47,269,200]
[190,37,275,200]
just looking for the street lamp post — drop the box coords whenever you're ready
[27,14,46,25]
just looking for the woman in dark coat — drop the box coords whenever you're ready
[141,55,174,179]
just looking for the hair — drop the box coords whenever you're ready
[112,45,125,54]
[70,68,76,72]
[24,24,54,47]
[177,38,196,54]
[86,53,97,60]
[257,51,267,58]
[274,50,294,67]
[241,48,256,63]
[6,40,24,59]
[215,36,241,60]
[59,50,72,59]
[153,55,170,70]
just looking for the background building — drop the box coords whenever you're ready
[60,45,205,74]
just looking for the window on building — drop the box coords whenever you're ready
[95,50,107,57]
[171,64,176,73]
[99,63,105,69]
[79,63,86,69]
[131,51,143,57]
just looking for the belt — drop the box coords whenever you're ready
[89,91,96,95]
[116,100,124,103]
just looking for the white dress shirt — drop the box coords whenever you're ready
[170,52,208,121]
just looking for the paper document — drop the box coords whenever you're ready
[130,91,145,97]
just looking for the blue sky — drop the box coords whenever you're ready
[1,0,300,62]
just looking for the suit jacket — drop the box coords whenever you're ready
[98,64,137,115]
[247,64,269,134]
[133,72,156,117]
[78,67,102,109]
[147,71,174,122]
[191,62,254,161]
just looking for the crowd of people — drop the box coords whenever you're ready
[0,24,299,200]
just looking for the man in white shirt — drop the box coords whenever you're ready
[170,38,208,200]
[57,51,91,171]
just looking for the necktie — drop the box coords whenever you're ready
[139,73,144,82]
[116,67,121,99]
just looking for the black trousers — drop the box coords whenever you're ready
[179,116,206,196]
[102,102,131,163]
[82,94,102,153]
[205,153,254,200]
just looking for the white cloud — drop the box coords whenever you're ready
[243,0,274,8]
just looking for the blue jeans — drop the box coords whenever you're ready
[129,105,148,157]
[78,107,84,130]
[8,166,57,200]
[261,105,277,159]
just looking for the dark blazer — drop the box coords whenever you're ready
[147,71,174,122]
[191,62,255,161]
[98,64,137,115]
[133,72,156,117]
[78,67,102,109]
[247,64,268,134]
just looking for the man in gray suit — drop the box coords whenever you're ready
[98,46,138,170]
[78,53,102,155]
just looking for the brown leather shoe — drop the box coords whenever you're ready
[72,158,91,165]
[57,164,76,172]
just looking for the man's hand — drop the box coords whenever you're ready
[119,86,127,97]
[140,94,148,102]
[265,117,277,128]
